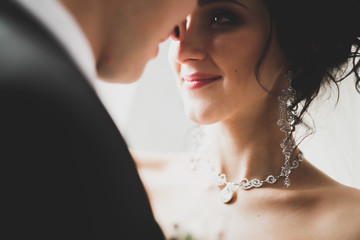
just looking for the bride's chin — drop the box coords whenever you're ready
[182,97,224,125]
[186,109,220,126]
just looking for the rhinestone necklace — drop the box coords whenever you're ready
[190,133,304,203]
[190,129,304,204]
[209,152,303,203]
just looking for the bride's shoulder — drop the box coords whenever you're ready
[298,165,360,237]
[130,149,191,172]
[339,186,360,237]
[130,150,193,195]
[337,185,360,212]
[329,183,360,207]
[321,184,360,238]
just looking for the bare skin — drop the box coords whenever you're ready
[135,152,360,240]
[134,0,360,239]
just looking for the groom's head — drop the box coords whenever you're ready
[60,0,196,83]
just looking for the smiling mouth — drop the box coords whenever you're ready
[182,73,223,90]
[184,76,222,82]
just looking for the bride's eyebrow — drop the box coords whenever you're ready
[198,0,249,9]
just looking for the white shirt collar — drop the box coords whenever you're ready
[15,0,97,87]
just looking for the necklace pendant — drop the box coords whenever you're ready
[220,183,235,203]
[216,173,227,186]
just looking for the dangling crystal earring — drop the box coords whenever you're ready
[277,70,300,187]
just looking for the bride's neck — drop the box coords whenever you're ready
[205,99,287,182]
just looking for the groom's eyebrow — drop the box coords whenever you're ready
[198,0,249,9]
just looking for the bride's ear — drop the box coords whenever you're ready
[170,20,187,41]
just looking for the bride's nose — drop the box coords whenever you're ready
[170,19,206,64]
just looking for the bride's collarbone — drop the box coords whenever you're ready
[141,154,360,239]
[160,185,360,240]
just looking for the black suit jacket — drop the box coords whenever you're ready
[0,1,164,239]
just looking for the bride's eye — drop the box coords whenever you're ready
[209,10,240,26]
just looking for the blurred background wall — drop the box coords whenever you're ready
[95,40,360,189]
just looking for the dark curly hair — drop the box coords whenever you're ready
[256,0,360,122]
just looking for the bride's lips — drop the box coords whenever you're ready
[182,73,222,90]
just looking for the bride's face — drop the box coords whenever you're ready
[169,0,287,125]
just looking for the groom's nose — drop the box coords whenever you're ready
[171,20,187,41]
